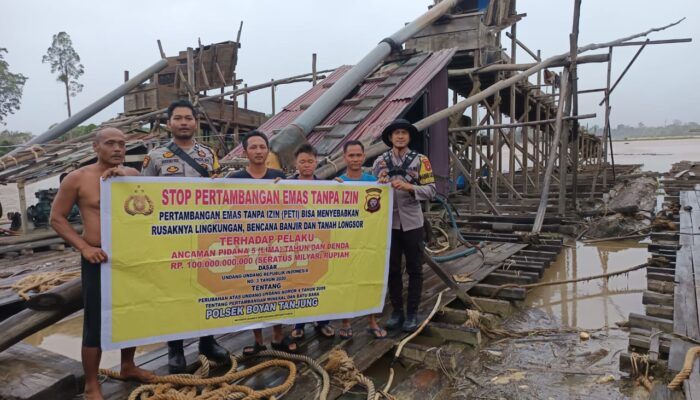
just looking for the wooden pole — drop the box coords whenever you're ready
[598,39,650,106]
[412,18,684,133]
[156,39,166,59]
[602,47,613,189]
[533,68,570,233]
[186,47,195,102]
[570,0,582,210]
[17,180,28,235]
[509,22,517,200]
[523,90,530,194]
[271,79,276,115]
[312,53,318,86]
[244,83,248,109]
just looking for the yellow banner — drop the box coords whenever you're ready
[100,177,392,349]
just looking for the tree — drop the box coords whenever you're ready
[0,48,28,125]
[0,130,32,157]
[42,32,84,117]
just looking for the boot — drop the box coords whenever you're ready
[402,314,419,332]
[167,340,187,374]
[199,335,230,364]
[385,310,404,331]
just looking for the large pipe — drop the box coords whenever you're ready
[269,0,458,167]
[6,58,169,157]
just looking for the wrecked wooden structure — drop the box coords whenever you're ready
[620,161,700,399]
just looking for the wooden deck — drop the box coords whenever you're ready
[667,186,700,399]
[98,241,527,399]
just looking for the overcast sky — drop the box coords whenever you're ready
[1,0,697,135]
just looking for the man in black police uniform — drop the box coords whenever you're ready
[373,119,436,332]
[142,99,230,373]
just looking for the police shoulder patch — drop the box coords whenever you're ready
[142,155,151,168]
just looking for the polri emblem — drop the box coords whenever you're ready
[124,186,154,216]
[364,188,382,213]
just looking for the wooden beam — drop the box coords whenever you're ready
[533,68,570,233]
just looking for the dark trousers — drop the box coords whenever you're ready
[389,227,425,315]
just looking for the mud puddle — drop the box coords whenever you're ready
[386,239,652,399]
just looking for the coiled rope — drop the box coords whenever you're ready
[0,270,79,300]
[100,349,330,400]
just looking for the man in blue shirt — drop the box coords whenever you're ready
[337,140,387,339]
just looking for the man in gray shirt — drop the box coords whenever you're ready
[373,119,436,332]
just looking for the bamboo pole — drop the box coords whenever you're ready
[315,19,685,181]
[448,54,609,76]
[570,0,582,210]
[509,22,517,200]
[414,18,684,133]
[533,68,570,233]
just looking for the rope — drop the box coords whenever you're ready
[101,354,297,400]
[0,271,80,301]
[490,262,648,298]
[668,346,700,390]
[425,225,450,254]
[629,352,652,392]
[380,289,447,398]
[257,350,330,400]
[325,348,375,400]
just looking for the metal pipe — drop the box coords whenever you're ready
[269,0,458,166]
[7,58,169,157]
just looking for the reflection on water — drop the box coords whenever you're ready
[23,312,163,368]
[526,239,648,330]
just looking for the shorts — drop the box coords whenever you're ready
[81,256,101,348]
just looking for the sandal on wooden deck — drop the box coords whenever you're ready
[271,336,299,353]
[242,342,267,357]
[315,323,336,338]
[339,327,353,340]
[366,328,387,339]
[291,328,305,340]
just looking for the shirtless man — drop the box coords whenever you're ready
[50,127,154,399]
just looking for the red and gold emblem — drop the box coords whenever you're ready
[364,188,382,213]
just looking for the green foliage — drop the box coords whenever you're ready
[0,130,32,156]
[64,123,97,141]
[0,48,28,125]
[42,32,84,116]
[611,121,700,140]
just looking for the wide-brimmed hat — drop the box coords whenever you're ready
[381,119,420,147]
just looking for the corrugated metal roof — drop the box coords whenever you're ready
[222,49,456,161]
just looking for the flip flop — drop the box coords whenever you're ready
[271,336,299,353]
[366,327,387,339]
[338,327,353,340]
[291,328,305,340]
[242,342,267,357]
[315,323,335,338]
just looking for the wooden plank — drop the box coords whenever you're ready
[673,247,700,338]
[423,321,482,345]
[0,343,83,400]
[629,312,673,333]
[684,357,700,400]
